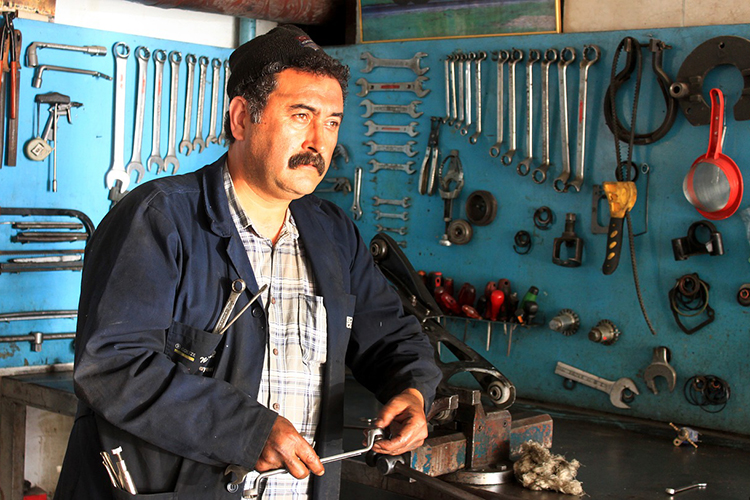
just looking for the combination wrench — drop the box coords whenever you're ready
[459,52,473,135]
[212,279,246,334]
[193,56,209,153]
[553,47,576,193]
[105,42,132,194]
[218,60,231,145]
[351,166,363,221]
[206,58,222,144]
[162,51,182,174]
[566,45,601,193]
[179,54,196,156]
[146,49,167,173]
[447,54,458,125]
[369,159,415,174]
[125,46,150,179]
[533,49,558,184]
[455,54,465,128]
[443,56,450,122]
[555,361,639,409]
[501,49,524,166]
[516,49,541,176]
[469,51,486,144]
[489,50,510,157]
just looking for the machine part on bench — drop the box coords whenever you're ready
[127,47,150,176]
[447,219,472,245]
[548,309,580,336]
[552,213,583,267]
[669,422,700,448]
[671,220,724,261]
[105,42,132,193]
[465,190,497,226]
[590,184,609,234]
[360,98,423,118]
[469,51,486,144]
[566,44,600,192]
[516,49,540,176]
[355,76,430,98]
[643,346,677,394]
[501,49,523,166]
[363,119,419,137]
[418,117,441,195]
[31,64,111,88]
[372,196,410,208]
[442,463,514,485]
[588,319,620,345]
[668,273,714,335]
[350,166,363,221]
[553,47,576,192]
[179,54,197,155]
[360,51,429,75]
[513,230,532,255]
[363,139,418,157]
[489,50,509,157]
[533,48,558,183]
[459,53,473,135]
[738,283,750,306]
[438,150,465,247]
[162,51,182,174]
[670,35,750,126]
[555,361,639,409]
[369,159,415,174]
[533,206,553,230]
[25,41,107,67]
[147,50,167,172]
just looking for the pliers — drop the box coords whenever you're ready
[418,116,441,195]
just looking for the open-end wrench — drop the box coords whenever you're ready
[361,51,428,75]
[455,54,465,128]
[517,49,541,176]
[533,49,558,184]
[162,51,182,174]
[179,54,196,156]
[106,42,132,193]
[372,196,411,208]
[147,49,167,173]
[443,56,450,122]
[369,159,416,174]
[218,60,231,145]
[553,47,576,193]
[501,49,523,166]
[459,53,474,135]
[643,346,677,394]
[355,76,430,98]
[376,224,408,236]
[448,54,458,125]
[360,99,422,118]
[206,58,221,144]
[193,56,209,153]
[363,120,418,137]
[489,50,510,157]
[212,279,246,334]
[374,210,409,221]
[566,44,601,193]
[351,166,363,221]
[469,51,486,144]
[555,361,639,409]
[126,46,150,179]
[363,140,418,157]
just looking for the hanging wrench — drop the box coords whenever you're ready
[363,140,418,157]
[105,42,132,193]
[363,120,419,137]
[448,54,458,125]
[372,196,411,208]
[469,51,486,144]
[516,49,541,176]
[361,52,429,75]
[147,49,167,173]
[218,60,231,145]
[360,99,422,118]
[460,52,474,135]
[489,50,510,157]
[355,76,430,98]
[533,49,558,184]
[501,49,523,166]
[443,56,450,123]
[376,224,408,236]
[193,56,209,153]
[126,46,150,179]
[368,159,416,174]
[179,54,196,156]
[553,47,576,193]
[555,361,639,409]
[162,50,182,174]
[566,45,601,193]
[351,166,363,221]
[206,58,221,144]
[374,210,409,221]
[455,54,465,129]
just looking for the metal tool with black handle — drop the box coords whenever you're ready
[601,181,637,275]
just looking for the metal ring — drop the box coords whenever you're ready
[533,207,554,230]
[513,230,532,255]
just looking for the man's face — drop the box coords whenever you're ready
[237,68,344,202]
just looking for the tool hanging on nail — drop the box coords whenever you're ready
[601,181,637,275]
[418,117,441,196]
[1,12,21,166]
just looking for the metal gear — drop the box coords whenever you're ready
[548,309,580,336]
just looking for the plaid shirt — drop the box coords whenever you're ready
[224,166,327,500]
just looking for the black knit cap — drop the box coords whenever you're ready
[227,24,333,99]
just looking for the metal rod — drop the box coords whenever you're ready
[391,463,487,500]
[0,310,77,322]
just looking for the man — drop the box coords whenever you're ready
[54,24,441,500]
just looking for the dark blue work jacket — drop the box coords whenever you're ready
[54,155,441,500]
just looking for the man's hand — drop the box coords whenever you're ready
[372,388,428,455]
[256,415,324,479]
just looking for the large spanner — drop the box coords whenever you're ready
[360,99,422,118]
[125,46,149,180]
[553,47,576,193]
[516,49,541,176]
[459,53,473,135]
[179,54,196,156]
[206,58,221,144]
[162,50,181,174]
[555,361,639,409]
[363,120,418,137]
[368,159,416,174]
[489,50,510,157]
[363,140,418,157]
[643,346,677,394]
[501,49,523,166]
[355,76,430,98]
[351,166,363,221]
[469,51,487,144]
[193,56,209,153]
[218,60,231,145]
[533,49,558,184]
[566,44,600,193]
[361,51,428,75]
[105,42,132,193]
[147,49,167,173]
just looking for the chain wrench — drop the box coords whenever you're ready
[179,54,196,156]
[369,159,415,174]
[363,140,418,157]
[489,50,510,157]
[566,45,601,193]
[146,49,167,173]
[361,51,428,75]
[533,49,558,184]
[360,99,422,118]
[206,58,221,144]
[469,51,486,144]
[553,47,576,192]
[193,56,209,152]
[501,49,524,166]
[105,42,132,193]
[376,224,408,236]
[160,51,182,174]
[363,120,418,137]
[355,76,430,98]
[126,46,150,178]
[448,54,458,125]
[218,60,231,145]
[460,52,474,135]
[374,210,409,221]
[372,196,410,208]
[555,361,639,409]
[516,49,541,175]
[351,166,363,221]
[455,53,465,128]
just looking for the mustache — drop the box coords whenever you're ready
[288,152,326,176]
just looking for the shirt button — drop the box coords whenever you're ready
[271,297,276,304]
[272,348,279,356]
[252,306,262,318]
[272,403,280,411]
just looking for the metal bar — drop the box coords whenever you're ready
[0,310,77,322]
[12,232,88,242]
[10,222,83,229]
[0,262,83,273]
[0,332,75,343]
[0,249,84,256]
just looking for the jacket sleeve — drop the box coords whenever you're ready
[73,192,276,469]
